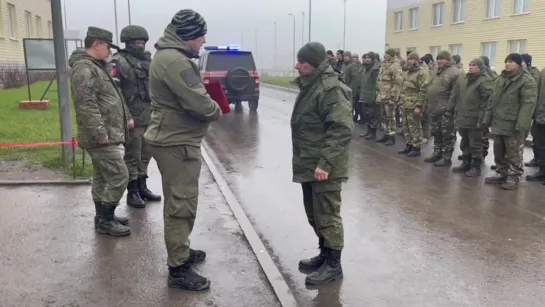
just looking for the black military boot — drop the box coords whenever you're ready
[465,158,482,177]
[97,204,131,236]
[384,135,396,146]
[398,144,412,154]
[485,174,507,184]
[526,166,545,181]
[452,156,471,172]
[168,263,211,291]
[406,147,421,157]
[305,248,343,285]
[299,238,326,271]
[138,175,162,201]
[375,134,388,143]
[457,154,464,160]
[94,201,128,228]
[188,249,207,264]
[364,127,377,140]
[501,177,519,190]
[434,157,452,167]
[424,149,442,163]
[525,158,538,167]
[127,180,146,208]
[490,165,497,170]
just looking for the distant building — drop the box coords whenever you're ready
[385,0,544,70]
[0,0,52,64]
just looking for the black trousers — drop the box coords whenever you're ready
[532,122,545,166]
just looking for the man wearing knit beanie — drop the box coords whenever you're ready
[376,48,404,145]
[482,53,538,190]
[341,50,360,121]
[520,53,542,168]
[292,41,354,285]
[424,50,462,167]
[335,50,345,72]
[145,9,222,291]
[527,64,545,183]
[451,57,493,177]
[359,51,381,140]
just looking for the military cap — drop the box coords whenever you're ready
[407,51,420,61]
[469,58,485,71]
[86,26,119,49]
[436,50,451,61]
[385,48,397,57]
[297,42,327,68]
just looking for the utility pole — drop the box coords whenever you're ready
[308,0,312,42]
[241,33,244,49]
[63,0,67,30]
[288,14,296,76]
[274,21,277,71]
[301,12,305,47]
[51,0,72,163]
[343,0,347,50]
[127,0,132,25]
[113,0,119,45]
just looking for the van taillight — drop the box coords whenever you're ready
[251,72,260,87]
[203,72,211,84]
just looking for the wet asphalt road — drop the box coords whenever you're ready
[0,163,280,307]
[204,85,545,307]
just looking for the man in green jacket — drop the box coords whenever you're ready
[69,27,133,236]
[451,58,494,177]
[291,42,354,286]
[483,53,538,190]
[111,25,162,209]
[144,9,222,291]
[526,67,545,183]
[398,51,430,157]
[359,52,381,140]
[521,53,541,168]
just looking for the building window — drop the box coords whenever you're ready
[7,3,16,38]
[25,11,32,37]
[430,46,441,59]
[482,42,497,69]
[35,16,42,37]
[48,21,52,38]
[508,40,527,53]
[409,8,418,29]
[453,0,466,23]
[449,44,463,58]
[394,11,403,31]
[486,0,501,18]
[432,2,444,26]
[513,0,530,14]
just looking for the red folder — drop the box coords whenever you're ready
[205,81,231,115]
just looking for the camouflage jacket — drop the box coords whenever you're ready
[68,50,131,149]
[376,58,403,104]
[291,61,354,183]
[400,65,430,110]
[426,63,461,116]
[358,60,380,103]
[534,68,545,124]
[483,68,538,135]
[111,50,152,127]
[144,24,221,147]
[451,72,493,129]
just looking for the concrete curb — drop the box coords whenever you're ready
[201,141,299,307]
[0,179,92,186]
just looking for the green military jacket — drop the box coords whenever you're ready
[534,68,545,124]
[342,62,360,94]
[358,60,380,103]
[68,50,131,149]
[483,67,499,80]
[525,66,541,83]
[483,68,538,135]
[111,50,152,127]
[376,58,403,103]
[400,64,430,110]
[451,72,493,129]
[291,61,354,183]
[144,24,221,147]
[426,63,462,116]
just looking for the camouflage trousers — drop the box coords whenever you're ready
[493,132,525,178]
[379,102,397,136]
[401,109,423,147]
[360,101,381,129]
[301,179,344,250]
[421,106,430,139]
[87,144,129,206]
[124,126,152,181]
[458,128,484,159]
[431,113,457,158]
[151,144,202,267]
[482,127,491,157]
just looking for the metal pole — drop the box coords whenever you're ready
[63,0,67,30]
[113,0,119,45]
[51,0,73,163]
[254,28,258,56]
[308,0,312,42]
[274,21,277,71]
[288,14,296,76]
[343,0,347,50]
[301,12,305,47]
[127,0,132,25]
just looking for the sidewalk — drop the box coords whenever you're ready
[0,162,280,307]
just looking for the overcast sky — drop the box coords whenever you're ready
[64,0,386,70]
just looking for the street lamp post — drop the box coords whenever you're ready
[343,0,347,50]
[113,0,119,44]
[308,0,312,42]
[274,21,277,71]
[128,0,132,25]
[301,12,305,47]
[288,14,296,76]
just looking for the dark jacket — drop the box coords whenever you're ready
[452,72,493,128]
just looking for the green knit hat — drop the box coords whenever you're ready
[469,57,485,71]
[297,42,327,68]
[436,50,451,61]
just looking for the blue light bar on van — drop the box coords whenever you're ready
[204,45,241,51]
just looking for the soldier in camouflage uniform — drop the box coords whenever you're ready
[451,58,494,177]
[483,53,537,190]
[526,67,545,183]
[341,51,360,121]
[327,50,337,69]
[358,52,381,140]
[111,25,162,209]
[521,53,542,168]
[335,50,345,72]
[398,52,430,157]
[376,48,403,146]
[69,27,133,236]
[291,42,354,285]
[424,50,462,167]
[145,10,221,291]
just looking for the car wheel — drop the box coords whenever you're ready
[248,100,258,111]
